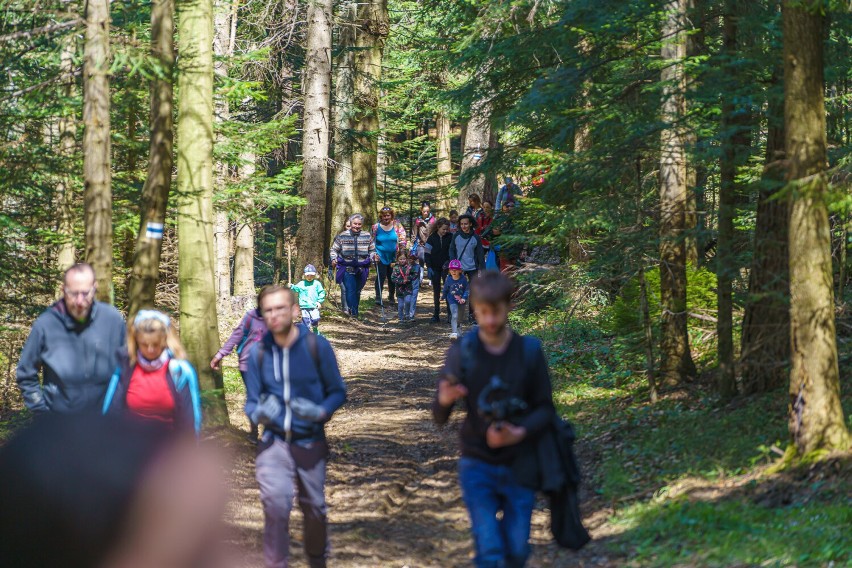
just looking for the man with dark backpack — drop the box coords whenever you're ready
[245,285,347,568]
[432,271,588,567]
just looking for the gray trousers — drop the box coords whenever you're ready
[255,437,329,568]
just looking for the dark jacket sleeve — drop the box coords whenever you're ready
[449,235,458,261]
[15,319,47,412]
[432,343,461,425]
[425,234,436,269]
[474,235,486,270]
[515,340,555,437]
[316,337,347,420]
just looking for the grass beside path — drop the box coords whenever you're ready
[518,312,852,567]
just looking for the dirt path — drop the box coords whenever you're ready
[221,290,609,567]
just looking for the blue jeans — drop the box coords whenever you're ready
[398,295,412,320]
[343,271,362,316]
[409,276,420,318]
[459,456,536,568]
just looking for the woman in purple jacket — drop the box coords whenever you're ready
[210,307,268,442]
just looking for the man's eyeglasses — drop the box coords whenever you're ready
[65,289,94,299]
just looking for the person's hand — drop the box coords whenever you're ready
[251,394,282,426]
[459,298,466,305]
[209,356,222,371]
[290,397,327,422]
[437,378,468,408]
[332,259,338,267]
[486,422,527,448]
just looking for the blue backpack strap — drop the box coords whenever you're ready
[169,359,203,436]
[102,366,122,415]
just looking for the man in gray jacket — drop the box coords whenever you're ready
[16,263,126,413]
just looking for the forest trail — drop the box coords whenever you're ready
[221,289,613,567]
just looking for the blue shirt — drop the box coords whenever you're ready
[442,274,470,305]
[375,225,398,265]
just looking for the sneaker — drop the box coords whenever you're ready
[449,333,459,340]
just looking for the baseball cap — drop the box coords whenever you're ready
[304,264,317,276]
[448,259,462,270]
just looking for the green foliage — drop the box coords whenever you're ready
[613,497,851,566]
[606,264,719,336]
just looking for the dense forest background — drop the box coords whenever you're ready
[1,0,851,563]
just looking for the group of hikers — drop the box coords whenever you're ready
[1,175,589,568]
[329,178,523,339]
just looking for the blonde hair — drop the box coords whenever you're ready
[127,314,187,367]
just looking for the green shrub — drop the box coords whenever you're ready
[606,264,717,335]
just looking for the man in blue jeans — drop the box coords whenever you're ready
[246,285,347,568]
[432,271,555,567]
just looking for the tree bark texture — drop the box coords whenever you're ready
[295,0,333,274]
[56,35,77,274]
[683,0,704,265]
[659,0,697,385]
[212,0,233,304]
[330,0,357,245]
[716,4,743,398]
[436,110,452,189]
[233,154,255,297]
[83,0,113,302]
[458,98,491,211]
[783,2,849,454]
[215,210,231,300]
[128,0,175,317]
[350,0,388,224]
[740,69,790,394]
[176,0,226,420]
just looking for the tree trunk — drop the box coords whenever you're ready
[351,0,389,224]
[458,98,491,211]
[783,1,849,454]
[127,0,175,317]
[213,0,233,305]
[176,0,226,422]
[233,154,255,296]
[274,208,286,283]
[56,35,77,274]
[659,0,697,385]
[436,110,452,189]
[215,210,231,300]
[716,3,740,398]
[329,0,357,246]
[295,0,333,273]
[83,0,113,302]
[740,69,790,394]
[683,0,704,265]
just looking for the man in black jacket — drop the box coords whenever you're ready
[16,263,126,413]
[433,271,555,568]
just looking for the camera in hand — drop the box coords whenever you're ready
[477,375,528,428]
